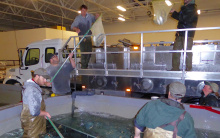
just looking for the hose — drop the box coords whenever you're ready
[46,116,64,138]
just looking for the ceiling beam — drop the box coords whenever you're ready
[37,0,78,13]
[133,0,145,6]
[133,0,151,10]
[85,0,129,20]
[14,0,109,22]
[0,11,70,26]
[0,17,43,27]
[0,1,73,21]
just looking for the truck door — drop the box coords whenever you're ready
[43,47,56,68]
[20,48,40,80]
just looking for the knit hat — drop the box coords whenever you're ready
[169,82,186,99]
[34,68,50,79]
[204,81,219,93]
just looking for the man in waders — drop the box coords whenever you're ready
[21,68,51,137]
[134,82,196,138]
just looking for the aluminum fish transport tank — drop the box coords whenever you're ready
[0,95,220,137]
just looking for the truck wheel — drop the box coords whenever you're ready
[6,80,22,86]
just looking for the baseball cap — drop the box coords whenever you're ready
[169,82,186,99]
[34,68,50,79]
[204,81,219,93]
[47,53,58,60]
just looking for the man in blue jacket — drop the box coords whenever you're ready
[134,82,196,138]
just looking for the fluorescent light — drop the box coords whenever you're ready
[119,14,124,17]
[117,6,126,11]
[78,11,81,13]
[197,10,201,14]
[118,17,125,21]
[165,0,172,6]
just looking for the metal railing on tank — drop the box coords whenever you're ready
[63,27,220,82]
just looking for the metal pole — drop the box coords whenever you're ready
[104,35,108,76]
[181,30,188,83]
[50,15,103,83]
[73,37,77,92]
[140,33,143,78]
[50,35,84,83]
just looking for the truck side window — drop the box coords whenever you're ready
[25,49,40,66]
[45,47,55,63]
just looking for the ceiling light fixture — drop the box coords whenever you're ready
[119,14,124,17]
[165,0,172,6]
[117,6,126,11]
[118,17,125,21]
[197,10,201,14]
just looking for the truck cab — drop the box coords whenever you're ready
[3,39,75,85]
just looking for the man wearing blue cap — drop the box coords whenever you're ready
[46,52,75,95]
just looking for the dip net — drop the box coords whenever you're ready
[152,0,173,25]
[91,14,105,47]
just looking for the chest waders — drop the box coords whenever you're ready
[144,111,186,138]
[21,99,46,138]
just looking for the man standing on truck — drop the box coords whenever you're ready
[170,0,198,71]
[134,82,196,138]
[71,4,98,69]
[21,68,51,137]
[46,52,75,95]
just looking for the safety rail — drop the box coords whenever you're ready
[63,27,220,82]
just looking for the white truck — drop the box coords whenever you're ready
[3,39,78,85]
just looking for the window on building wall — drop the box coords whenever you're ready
[45,47,55,63]
[25,48,40,66]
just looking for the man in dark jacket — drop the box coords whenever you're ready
[199,81,220,108]
[171,0,198,71]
